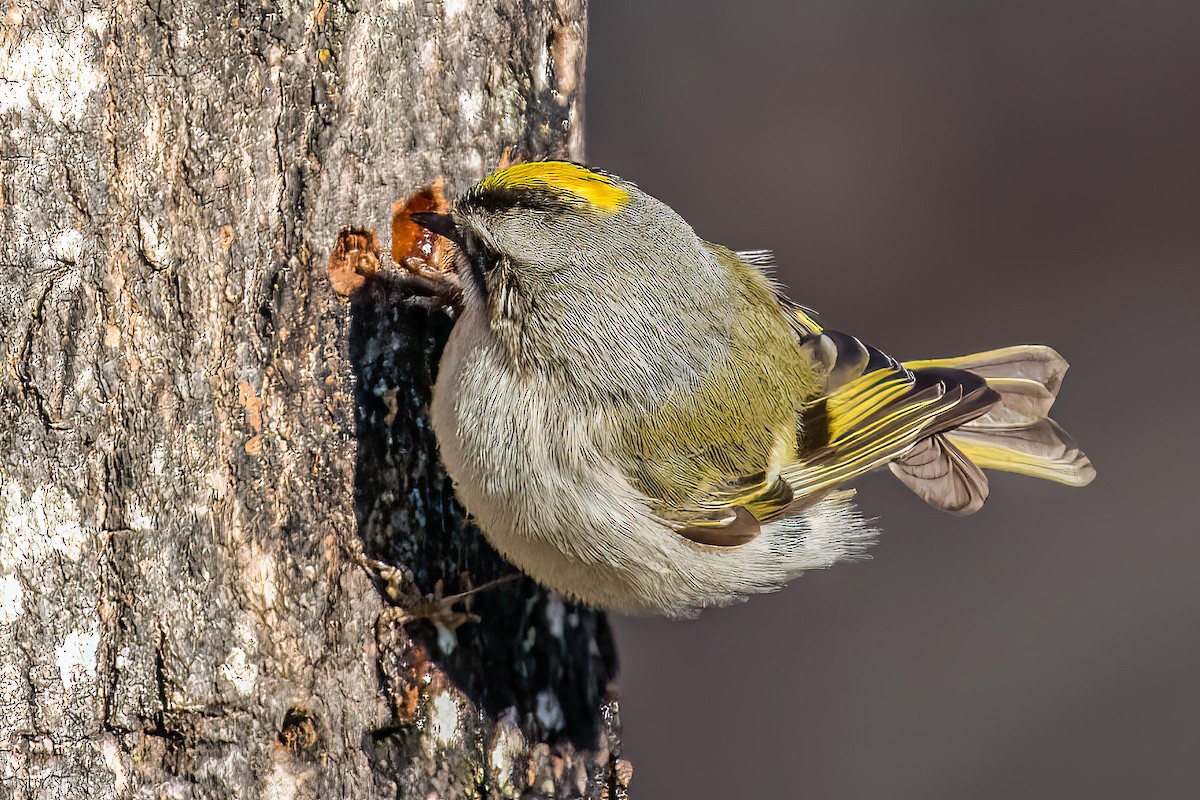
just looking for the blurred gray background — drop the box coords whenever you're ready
[585,2,1200,798]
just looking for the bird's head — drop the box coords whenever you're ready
[411,161,644,311]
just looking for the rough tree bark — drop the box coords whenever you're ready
[0,0,627,797]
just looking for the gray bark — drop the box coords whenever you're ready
[0,0,627,797]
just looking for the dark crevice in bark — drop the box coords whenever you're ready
[349,273,619,750]
[16,272,68,432]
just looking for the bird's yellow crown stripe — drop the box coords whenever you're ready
[479,161,630,212]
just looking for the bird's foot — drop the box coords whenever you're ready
[360,555,518,630]
[394,258,463,314]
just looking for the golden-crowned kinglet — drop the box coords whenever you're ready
[411,161,1095,617]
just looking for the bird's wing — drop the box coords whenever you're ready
[784,328,1000,506]
[624,246,1003,543]
[720,252,1089,514]
[641,248,991,542]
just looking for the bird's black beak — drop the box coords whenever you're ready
[410,209,488,301]
[410,211,464,247]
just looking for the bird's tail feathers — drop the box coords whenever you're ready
[894,346,1095,513]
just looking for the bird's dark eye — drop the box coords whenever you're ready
[461,186,570,215]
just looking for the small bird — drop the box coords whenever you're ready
[411,161,1095,617]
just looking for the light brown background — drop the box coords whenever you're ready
[586,2,1200,797]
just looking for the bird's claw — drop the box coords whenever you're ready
[360,555,518,630]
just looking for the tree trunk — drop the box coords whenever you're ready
[0,1,627,797]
